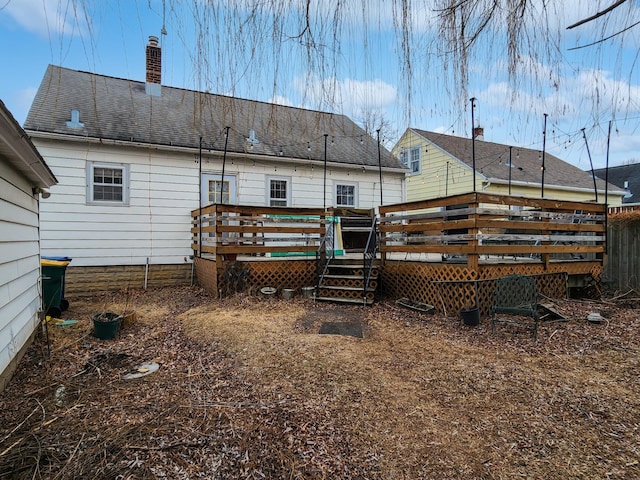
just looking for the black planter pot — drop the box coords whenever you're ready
[461,307,480,326]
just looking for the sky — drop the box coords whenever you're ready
[1,0,639,171]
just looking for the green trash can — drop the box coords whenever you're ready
[41,259,70,318]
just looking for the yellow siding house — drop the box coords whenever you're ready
[393,128,625,205]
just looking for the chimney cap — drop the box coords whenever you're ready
[148,35,159,46]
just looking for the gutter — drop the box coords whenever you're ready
[1,104,57,188]
[25,130,409,175]
[487,177,626,198]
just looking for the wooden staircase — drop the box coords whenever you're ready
[315,256,379,305]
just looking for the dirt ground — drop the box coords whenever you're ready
[1,286,639,479]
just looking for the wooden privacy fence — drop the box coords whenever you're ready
[605,217,640,290]
[379,192,607,269]
[192,204,332,259]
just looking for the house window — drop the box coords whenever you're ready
[400,147,421,174]
[408,147,421,173]
[87,162,129,204]
[268,177,290,206]
[336,183,357,207]
[208,180,230,204]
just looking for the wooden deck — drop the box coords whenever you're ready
[191,193,606,314]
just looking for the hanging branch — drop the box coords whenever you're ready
[567,0,629,29]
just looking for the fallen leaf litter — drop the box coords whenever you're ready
[0,286,638,479]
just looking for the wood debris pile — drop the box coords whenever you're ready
[1,286,638,479]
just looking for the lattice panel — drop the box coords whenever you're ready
[589,265,603,282]
[436,282,478,315]
[478,264,546,280]
[383,261,570,317]
[218,260,316,293]
[382,262,442,308]
[536,272,568,298]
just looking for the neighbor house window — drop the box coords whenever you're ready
[408,146,421,173]
[267,177,290,206]
[336,183,357,207]
[87,162,129,204]
[400,147,421,174]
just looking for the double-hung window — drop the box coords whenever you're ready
[268,177,290,207]
[336,183,357,207]
[401,146,421,174]
[87,162,129,204]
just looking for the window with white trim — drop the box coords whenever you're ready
[336,183,357,207]
[87,162,129,204]
[400,146,421,174]
[267,177,290,206]
[208,179,230,204]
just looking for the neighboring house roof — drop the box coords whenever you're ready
[24,65,405,171]
[593,164,640,204]
[411,128,623,195]
[0,99,56,188]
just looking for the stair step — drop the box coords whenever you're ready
[318,285,376,292]
[324,274,377,280]
[315,296,374,306]
[326,263,373,269]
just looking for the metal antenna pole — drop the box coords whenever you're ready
[323,134,328,210]
[581,128,598,202]
[508,146,512,195]
[198,136,202,257]
[377,129,383,205]
[470,97,476,193]
[541,114,548,198]
[220,126,230,203]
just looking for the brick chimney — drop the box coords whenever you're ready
[145,35,161,96]
[473,127,484,140]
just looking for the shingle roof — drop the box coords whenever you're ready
[25,65,405,170]
[413,128,621,193]
[593,164,639,203]
[1,100,56,188]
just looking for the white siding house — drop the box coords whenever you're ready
[0,100,57,392]
[24,38,406,291]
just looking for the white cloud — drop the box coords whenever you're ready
[267,95,293,107]
[14,87,38,123]
[3,0,85,38]
[294,75,398,117]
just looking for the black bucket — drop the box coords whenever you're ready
[460,307,480,326]
[93,312,122,340]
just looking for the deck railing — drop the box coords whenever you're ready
[191,204,331,258]
[315,219,336,295]
[609,203,640,214]
[363,217,379,300]
[379,192,607,268]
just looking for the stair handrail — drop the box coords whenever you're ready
[363,216,379,302]
[315,217,336,296]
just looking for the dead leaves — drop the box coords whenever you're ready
[0,286,639,479]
